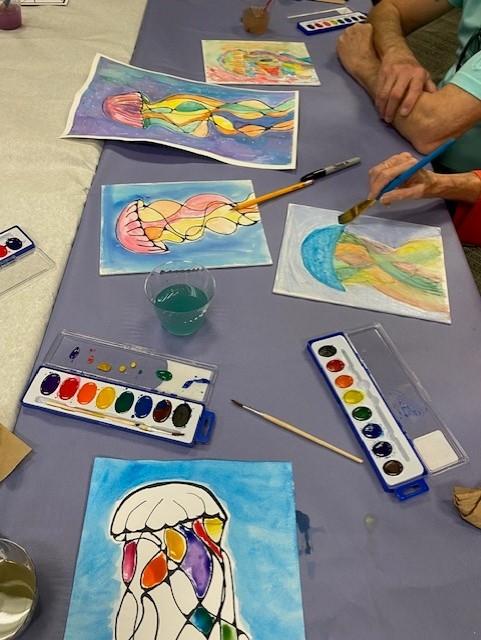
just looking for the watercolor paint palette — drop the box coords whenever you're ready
[0,226,35,266]
[0,225,54,299]
[307,325,467,501]
[22,331,218,446]
[22,367,214,446]
[44,331,217,403]
[297,11,367,35]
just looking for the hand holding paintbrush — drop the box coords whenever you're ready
[338,139,456,224]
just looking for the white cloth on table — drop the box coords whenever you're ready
[0,0,147,430]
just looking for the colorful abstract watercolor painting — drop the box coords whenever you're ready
[273,205,451,323]
[100,181,272,275]
[63,458,306,640]
[62,54,299,169]
[202,40,320,86]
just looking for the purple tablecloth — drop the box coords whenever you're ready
[3,1,481,638]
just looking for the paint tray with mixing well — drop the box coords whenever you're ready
[22,331,218,447]
[0,225,54,299]
[307,324,467,501]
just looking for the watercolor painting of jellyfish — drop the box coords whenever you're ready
[273,205,451,323]
[100,181,272,275]
[62,54,299,169]
[202,40,320,86]
[62,458,306,640]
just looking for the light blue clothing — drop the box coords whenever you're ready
[438,0,481,171]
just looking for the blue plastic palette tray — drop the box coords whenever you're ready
[307,324,467,501]
[297,11,367,36]
[0,226,35,267]
[23,366,214,447]
[0,225,54,299]
[21,331,218,447]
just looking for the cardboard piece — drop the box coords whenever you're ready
[0,423,31,482]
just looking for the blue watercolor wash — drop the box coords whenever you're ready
[301,224,345,291]
[63,458,306,640]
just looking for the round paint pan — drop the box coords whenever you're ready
[0,539,37,640]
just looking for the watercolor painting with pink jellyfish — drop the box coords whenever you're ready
[62,54,299,169]
[100,181,272,275]
[62,458,306,640]
[202,40,320,86]
[274,205,451,323]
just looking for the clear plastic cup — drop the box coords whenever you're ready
[0,539,37,640]
[144,261,215,336]
[241,4,270,35]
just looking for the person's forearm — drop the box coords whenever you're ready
[430,173,481,204]
[369,0,452,58]
[351,60,466,154]
[369,2,413,59]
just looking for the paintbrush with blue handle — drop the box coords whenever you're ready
[338,138,456,225]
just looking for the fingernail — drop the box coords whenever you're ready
[400,108,408,116]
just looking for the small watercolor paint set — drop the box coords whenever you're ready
[0,225,54,298]
[297,10,367,36]
[22,331,218,447]
[0,226,34,265]
[307,325,467,501]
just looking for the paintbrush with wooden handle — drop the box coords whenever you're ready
[231,399,363,464]
[234,157,360,212]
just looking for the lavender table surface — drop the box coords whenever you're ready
[3,1,481,639]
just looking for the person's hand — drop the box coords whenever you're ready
[336,24,378,80]
[368,152,438,204]
[375,50,437,123]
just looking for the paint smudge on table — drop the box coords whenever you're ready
[296,510,312,555]
[182,377,211,389]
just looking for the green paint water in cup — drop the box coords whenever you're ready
[154,283,209,335]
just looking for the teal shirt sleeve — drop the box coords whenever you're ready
[448,51,481,100]
[448,0,463,7]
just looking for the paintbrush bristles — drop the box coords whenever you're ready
[338,198,375,225]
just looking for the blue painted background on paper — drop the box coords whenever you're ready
[63,458,306,640]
